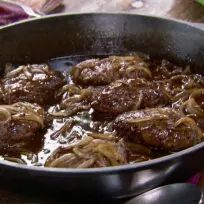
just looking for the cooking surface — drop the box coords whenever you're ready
[1,54,203,169]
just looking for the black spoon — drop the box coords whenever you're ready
[125,183,204,204]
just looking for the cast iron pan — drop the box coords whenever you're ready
[0,13,204,198]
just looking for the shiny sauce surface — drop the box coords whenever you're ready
[0,54,203,168]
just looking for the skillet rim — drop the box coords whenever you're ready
[0,12,204,175]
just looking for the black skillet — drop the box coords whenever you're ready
[0,13,204,198]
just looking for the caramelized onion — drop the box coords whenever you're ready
[52,85,92,117]
[14,102,44,128]
[0,102,44,128]
[31,65,49,74]
[75,136,94,147]
[5,64,49,79]
[126,66,152,78]
[166,75,199,99]
[46,136,126,168]
[48,153,77,168]
[48,109,69,117]
[23,66,33,79]
[175,116,203,141]
[49,153,96,168]
[4,157,26,164]
[170,75,186,81]
[61,89,92,105]
[127,115,168,124]
[55,136,93,150]
[57,84,81,97]
[61,96,82,106]
[132,91,143,110]
[49,105,90,117]
[77,158,96,168]
[172,88,197,102]
[72,147,90,159]
[87,132,116,141]
[5,66,24,77]
[175,116,197,128]
[94,142,126,166]
[0,107,12,124]
[185,89,204,116]
[125,142,151,155]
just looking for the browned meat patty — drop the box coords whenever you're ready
[71,56,151,86]
[0,102,44,153]
[0,121,40,148]
[113,108,203,151]
[138,80,170,109]
[91,80,139,115]
[91,79,169,115]
[2,64,65,106]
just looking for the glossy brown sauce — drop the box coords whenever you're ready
[1,55,203,168]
